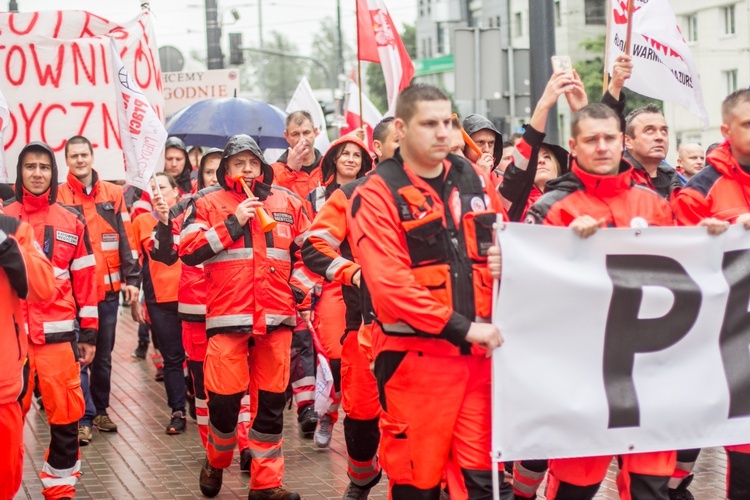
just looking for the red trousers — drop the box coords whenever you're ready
[314,282,345,421]
[547,452,676,500]
[21,342,84,500]
[0,402,23,500]
[376,352,494,498]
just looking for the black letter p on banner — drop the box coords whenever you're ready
[603,255,702,429]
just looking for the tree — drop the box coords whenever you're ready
[308,17,354,91]
[243,31,309,108]
[365,23,417,113]
[575,34,661,116]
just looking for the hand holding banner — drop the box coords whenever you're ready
[110,37,167,193]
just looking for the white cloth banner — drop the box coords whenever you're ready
[286,77,330,155]
[111,38,167,192]
[492,223,750,461]
[605,0,708,127]
[0,10,165,181]
[0,86,9,182]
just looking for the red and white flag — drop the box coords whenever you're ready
[357,0,414,115]
[0,87,9,182]
[110,38,167,192]
[340,79,384,149]
[605,0,708,127]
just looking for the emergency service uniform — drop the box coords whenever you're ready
[525,159,676,500]
[671,141,750,499]
[0,214,54,500]
[58,169,141,425]
[179,135,315,494]
[165,136,197,198]
[349,150,505,498]
[5,142,99,500]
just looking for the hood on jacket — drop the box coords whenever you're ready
[217,135,273,196]
[462,114,504,164]
[165,136,194,193]
[15,141,58,204]
[197,147,223,190]
[320,134,373,187]
[544,158,633,195]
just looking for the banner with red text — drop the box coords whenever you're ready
[0,10,164,182]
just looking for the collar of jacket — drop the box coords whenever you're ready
[223,174,272,201]
[706,140,750,183]
[624,151,674,176]
[571,159,634,197]
[66,169,100,196]
[20,186,52,213]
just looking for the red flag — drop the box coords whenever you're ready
[356,0,415,115]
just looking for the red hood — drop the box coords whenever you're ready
[706,141,750,182]
[320,134,373,186]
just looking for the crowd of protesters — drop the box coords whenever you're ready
[3,52,750,500]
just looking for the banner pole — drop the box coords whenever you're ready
[355,0,364,129]
[603,0,612,95]
[624,0,635,56]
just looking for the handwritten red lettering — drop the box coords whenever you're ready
[5,45,26,85]
[71,102,95,136]
[134,44,152,89]
[8,12,39,36]
[102,102,121,149]
[18,103,42,144]
[4,112,18,150]
[52,11,63,39]
[41,104,67,151]
[72,42,97,85]
[29,43,65,88]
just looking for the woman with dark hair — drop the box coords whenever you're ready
[304,134,372,449]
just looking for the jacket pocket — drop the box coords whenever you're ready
[412,264,452,309]
[462,211,496,261]
[472,265,493,320]
[378,411,414,483]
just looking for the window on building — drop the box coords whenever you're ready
[515,11,523,37]
[723,5,736,35]
[436,23,444,54]
[496,16,501,28]
[584,0,606,25]
[555,1,561,27]
[686,14,698,42]
[427,0,431,16]
[421,39,427,59]
[419,0,424,17]
[724,69,738,94]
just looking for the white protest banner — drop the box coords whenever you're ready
[163,69,241,118]
[492,223,750,461]
[111,38,167,193]
[0,10,164,181]
[0,86,9,182]
[605,0,708,127]
[286,76,330,154]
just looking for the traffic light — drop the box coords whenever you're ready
[229,33,244,65]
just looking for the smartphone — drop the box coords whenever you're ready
[551,55,573,75]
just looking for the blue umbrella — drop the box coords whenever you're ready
[166,97,289,150]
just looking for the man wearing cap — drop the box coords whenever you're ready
[165,136,196,197]
[180,135,316,500]
[462,114,503,174]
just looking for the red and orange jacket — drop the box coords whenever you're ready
[5,189,99,346]
[151,189,221,322]
[0,215,54,405]
[524,160,674,227]
[271,148,324,199]
[671,141,750,225]
[349,152,506,358]
[133,212,180,305]
[179,176,316,337]
[58,170,141,303]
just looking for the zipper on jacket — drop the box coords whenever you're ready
[13,315,21,360]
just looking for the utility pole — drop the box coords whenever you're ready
[529,0,558,144]
[205,0,223,69]
[336,0,344,81]
[258,0,265,100]
[8,0,18,12]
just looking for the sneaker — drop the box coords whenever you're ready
[298,405,317,437]
[78,425,93,446]
[247,487,301,500]
[199,458,223,497]
[154,365,164,382]
[166,410,186,435]
[93,414,118,433]
[130,342,148,360]
[343,482,371,499]
[314,414,333,448]
[187,392,196,420]
[239,448,252,473]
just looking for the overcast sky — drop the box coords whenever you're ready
[13,0,418,65]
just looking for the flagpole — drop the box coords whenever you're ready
[624,0,635,56]
[602,0,612,94]
[356,0,364,129]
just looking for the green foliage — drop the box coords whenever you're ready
[365,23,417,113]
[309,17,354,90]
[574,34,661,115]
[243,31,309,108]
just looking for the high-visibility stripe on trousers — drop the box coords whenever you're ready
[21,342,85,500]
[547,451,675,500]
[513,460,548,499]
[205,329,291,490]
[0,402,24,500]
[291,315,315,414]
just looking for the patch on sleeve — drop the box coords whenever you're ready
[56,230,79,246]
[272,212,294,224]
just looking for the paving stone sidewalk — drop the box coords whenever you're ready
[15,307,728,499]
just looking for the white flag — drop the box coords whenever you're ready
[0,87,9,182]
[605,0,708,127]
[286,77,331,154]
[110,38,167,192]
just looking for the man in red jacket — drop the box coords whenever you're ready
[671,88,750,500]
[4,141,99,500]
[0,209,54,500]
[349,84,505,499]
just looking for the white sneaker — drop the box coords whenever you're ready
[314,414,333,448]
